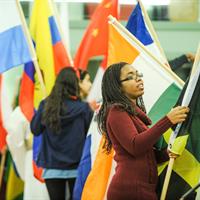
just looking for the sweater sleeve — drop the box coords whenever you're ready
[30,101,45,136]
[107,108,173,157]
[169,55,188,71]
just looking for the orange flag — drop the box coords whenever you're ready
[74,0,119,70]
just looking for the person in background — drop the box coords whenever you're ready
[30,67,93,200]
[79,69,99,111]
[78,69,92,100]
[169,53,195,81]
[97,62,189,200]
[169,53,194,71]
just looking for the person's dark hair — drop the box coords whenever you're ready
[42,67,80,133]
[97,62,146,153]
[78,69,89,81]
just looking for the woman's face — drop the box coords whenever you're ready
[79,74,92,98]
[120,64,144,100]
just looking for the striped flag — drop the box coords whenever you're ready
[126,2,166,63]
[19,0,72,182]
[0,0,32,152]
[107,21,182,112]
[0,0,32,73]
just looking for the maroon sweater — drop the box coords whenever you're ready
[106,106,173,200]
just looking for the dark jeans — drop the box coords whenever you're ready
[45,178,76,200]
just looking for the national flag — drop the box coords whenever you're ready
[74,0,118,70]
[73,112,114,200]
[158,58,200,199]
[0,0,32,73]
[73,114,101,199]
[0,0,31,152]
[126,2,167,64]
[20,0,72,182]
[107,21,182,112]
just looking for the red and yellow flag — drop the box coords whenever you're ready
[74,0,119,70]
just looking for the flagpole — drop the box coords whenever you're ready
[108,15,184,87]
[49,0,74,66]
[160,158,175,200]
[16,0,47,98]
[191,43,200,76]
[137,0,169,66]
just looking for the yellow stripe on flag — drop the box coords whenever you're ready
[82,136,114,200]
[6,164,24,200]
[157,128,172,175]
[173,149,200,188]
[171,135,189,155]
[30,0,55,107]
[108,24,139,67]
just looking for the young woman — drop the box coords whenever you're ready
[79,69,92,100]
[97,62,189,200]
[31,67,93,200]
[79,69,99,111]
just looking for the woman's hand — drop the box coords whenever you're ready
[167,106,189,125]
[167,150,179,159]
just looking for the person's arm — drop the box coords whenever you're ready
[169,55,188,71]
[107,108,172,157]
[30,101,45,136]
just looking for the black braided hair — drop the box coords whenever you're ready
[97,62,146,153]
[42,67,80,133]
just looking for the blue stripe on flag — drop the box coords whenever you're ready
[24,61,35,82]
[73,134,92,200]
[48,16,61,45]
[126,3,153,46]
[0,25,32,73]
[33,134,42,165]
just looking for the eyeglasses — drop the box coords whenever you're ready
[120,72,143,83]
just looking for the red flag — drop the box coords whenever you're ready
[0,76,7,152]
[74,0,119,70]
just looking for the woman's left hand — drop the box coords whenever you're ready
[167,150,179,159]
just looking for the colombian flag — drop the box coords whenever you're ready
[19,0,72,182]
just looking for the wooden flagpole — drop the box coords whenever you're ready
[190,43,200,76]
[49,0,74,66]
[16,0,47,98]
[108,15,184,87]
[160,158,175,200]
[138,0,169,65]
